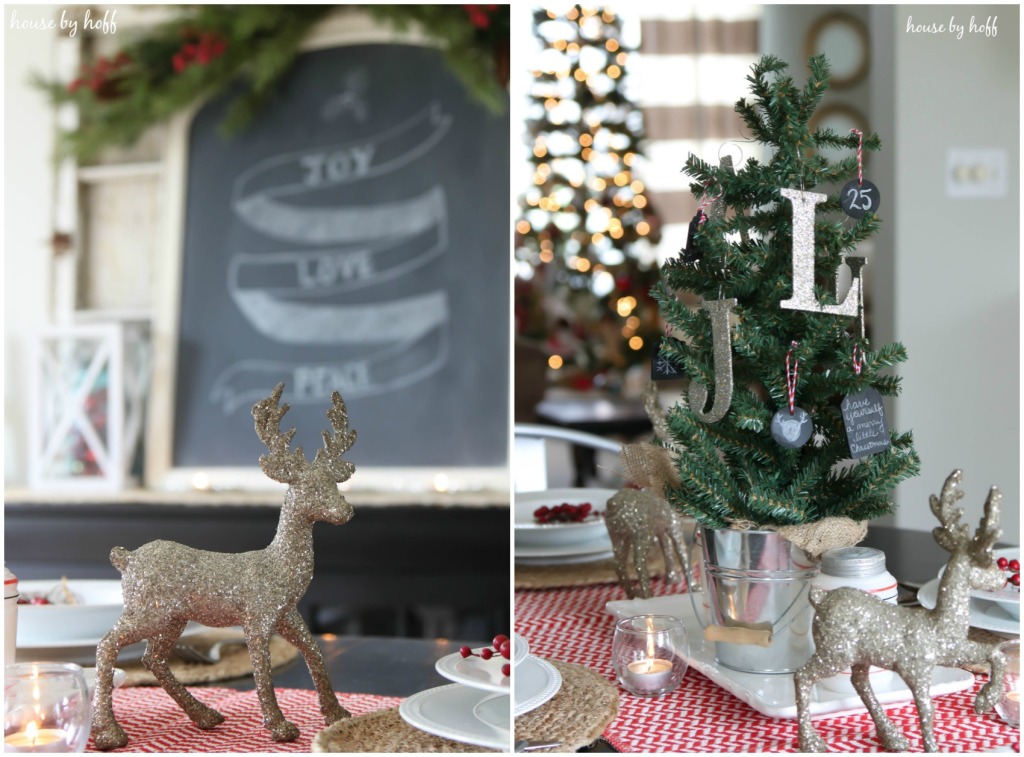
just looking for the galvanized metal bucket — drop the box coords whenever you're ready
[696,526,818,674]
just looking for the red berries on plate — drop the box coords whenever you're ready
[533,502,601,524]
[996,555,1020,592]
[457,633,513,671]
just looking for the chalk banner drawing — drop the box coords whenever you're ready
[173,44,509,468]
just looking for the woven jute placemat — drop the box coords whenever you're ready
[516,552,668,590]
[120,629,299,686]
[311,707,502,753]
[515,659,619,752]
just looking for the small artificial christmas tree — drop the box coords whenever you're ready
[515,5,661,387]
[655,55,920,530]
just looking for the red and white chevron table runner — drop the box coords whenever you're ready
[85,688,402,752]
[516,580,1020,753]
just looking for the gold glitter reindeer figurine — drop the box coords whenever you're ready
[92,383,355,750]
[794,470,1007,753]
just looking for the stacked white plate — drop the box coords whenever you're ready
[515,488,616,565]
[16,579,206,664]
[513,634,562,717]
[399,638,516,750]
[917,547,1020,634]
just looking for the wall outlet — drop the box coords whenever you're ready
[946,148,1008,198]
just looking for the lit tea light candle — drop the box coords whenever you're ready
[613,614,688,698]
[999,689,1020,727]
[995,640,1021,728]
[4,721,69,752]
[624,657,673,692]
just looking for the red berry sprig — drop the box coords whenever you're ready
[533,502,601,524]
[67,52,132,99]
[459,634,512,677]
[996,556,1020,590]
[172,32,228,73]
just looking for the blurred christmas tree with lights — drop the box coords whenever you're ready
[514,4,661,390]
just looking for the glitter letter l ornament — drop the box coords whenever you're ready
[91,383,355,750]
[794,470,1006,753]
[688,298,737,423]
[779,188,866,318]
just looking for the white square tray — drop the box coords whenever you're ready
[606,594,974,719]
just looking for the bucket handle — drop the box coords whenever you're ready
[681,530,812,646]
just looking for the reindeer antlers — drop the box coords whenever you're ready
[969,486,1002,566]
[930,470,968,554]
[313,391,357,483]
[930,469,1002,560]
[253,384,357,485]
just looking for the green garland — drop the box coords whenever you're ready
[36,5,509,161]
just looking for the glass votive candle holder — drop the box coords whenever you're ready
[4,662,91,752]
[612,615,688,697]
[996,639,1020,729]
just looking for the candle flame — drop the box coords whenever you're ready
[645,616,656,659]
[25,721,39,746]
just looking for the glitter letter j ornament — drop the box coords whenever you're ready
[91,383,355,750]
[779,188,866,318]
[688,298,737,423]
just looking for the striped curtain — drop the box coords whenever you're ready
[629,3,762,264]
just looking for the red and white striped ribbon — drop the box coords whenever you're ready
[850,128,864,186]
[785,341,799,414]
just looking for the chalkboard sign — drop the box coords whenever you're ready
[841,387,891,458]
[167,43,509,476]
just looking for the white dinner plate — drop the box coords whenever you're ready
[515,549,614,566]
[435,647,510,694]
[513,634,529,668]
[16,622,211,664]
[472,693,511,733]
[515,535,613,560]
[514,489,615,548]
[973,548,1020,618]
[917,578,1020,635]
[935,549,1021,619]
[514,655,562,717]
[606,595,975,719]
[17,580,125,645]
[399,684,509,750]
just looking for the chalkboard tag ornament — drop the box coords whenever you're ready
[840,178,881,220]
[772,406,813,449]
[842,130,881,220]
[771,342,812,448]
[680,209,706,265]
[841,386,892,459]
[651,342,685,381]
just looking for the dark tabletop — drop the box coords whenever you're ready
[218,635,470,698]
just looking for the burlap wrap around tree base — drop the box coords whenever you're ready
[515,659,619,753]
[311,707,502,752]
[120,629,299,686]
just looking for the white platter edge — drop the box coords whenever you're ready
[398,683,509,751]
[513,655,562,718]
[605,595,975,719]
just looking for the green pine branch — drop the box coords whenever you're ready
[657,55,919,529]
